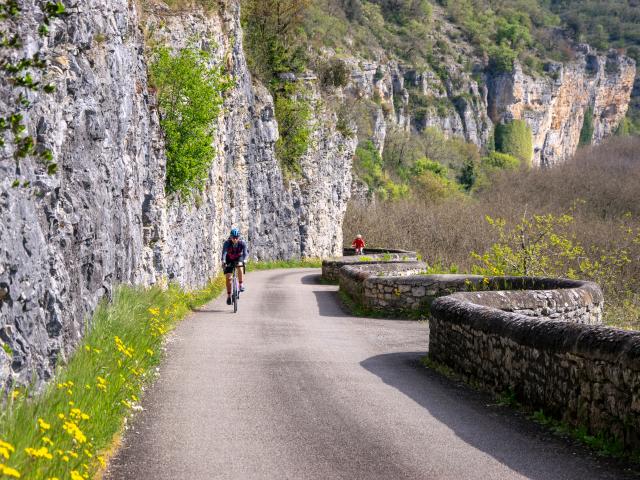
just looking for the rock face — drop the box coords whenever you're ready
[488,46,636,167]
[343,45,634,169]
[0,0,355,390]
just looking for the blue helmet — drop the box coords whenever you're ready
[230,228,240,238]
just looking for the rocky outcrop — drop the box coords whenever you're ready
[0,0,355,390]
[343,44,634,169]
[488,46,636,167]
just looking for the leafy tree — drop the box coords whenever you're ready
[241,0,311,81]
[494,120,533,166]
[150,44,232,198]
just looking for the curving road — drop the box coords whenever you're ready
[106,269,636,480]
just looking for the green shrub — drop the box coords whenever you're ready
[482,151,521,170]
[318,57,350,89]
[494,120,533,166]
[579,106,594,146]
[274,84,313,178]
[488,43,518,73]
[411,157,449,178]
[150,44,231,198]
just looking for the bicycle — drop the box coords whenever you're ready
[229,261,245,313]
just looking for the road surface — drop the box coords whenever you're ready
[106,269,636,480]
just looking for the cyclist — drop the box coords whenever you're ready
[351,234,365,255]
[221,228,248,305]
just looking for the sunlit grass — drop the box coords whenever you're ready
[0,276,225,479]
[246,258,322,271]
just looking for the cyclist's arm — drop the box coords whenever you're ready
[240,241,248,263]
[221,241,229,263]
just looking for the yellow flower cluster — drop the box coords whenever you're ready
[63,420,87,444]
[0,440,20,478]
[114,336,134,358]
[96,376,108,392]
[25,446,53,460]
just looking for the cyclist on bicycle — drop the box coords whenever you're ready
[221,228,248,305]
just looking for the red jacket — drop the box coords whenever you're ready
[352,238,365,249]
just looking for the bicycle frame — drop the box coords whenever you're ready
[230,262,244,313]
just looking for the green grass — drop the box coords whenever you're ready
[245,258,323,271]
[338,290,429,321]
[0,275,225,479]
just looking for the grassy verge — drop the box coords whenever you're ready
[420,356,640,465]
[245,258,323,271]
[0,275,225,480]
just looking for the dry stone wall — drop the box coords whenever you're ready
[324,255,640,452]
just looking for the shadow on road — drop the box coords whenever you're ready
[360,352,636,480]
[312,290,348,318]
[300,274,323,284]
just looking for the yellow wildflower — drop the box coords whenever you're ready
[148,307,160,316]
[0,442,14,454]
[66,450,78,458]
[62,455,69,462]
[0,463,21,478]
[38,418,51,430]
[70,471,83,480]
[62,421,87,444]
[146,349,154,355]
[47,477,59,480]
[84,346,91,352]
[11,390,20,400]
[58,413,65,420]
[97,456,106,467]
[83,449,93,458]
[24,446,53,460]
[41,437,54,446]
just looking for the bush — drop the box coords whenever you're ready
[318,57,350,89]
[494,120,533,166]
[488,43,518,73]
[274,84,313,178]
[482,151,520,170]
[150,45,231,198]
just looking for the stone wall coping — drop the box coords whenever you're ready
[432,295,640,368]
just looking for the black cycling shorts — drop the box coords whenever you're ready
[224,261,241,275]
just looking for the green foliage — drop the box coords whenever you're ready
[150,44,231,198]
[241,0,311,82]
[488,43,518,73]
[494,120,533,166]
[0,277,226,479]
[471,212,584,277]
[317,57,350,89]
[471,209,640,328]
[482,151,520,170]
[354,140,410,200]
[274,84,313,178]
[579,106,594,146]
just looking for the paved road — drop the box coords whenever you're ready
[106,269,637,480]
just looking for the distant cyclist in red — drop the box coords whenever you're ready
[351,234,365,255]
[221,228,248,305]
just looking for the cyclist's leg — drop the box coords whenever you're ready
[224,262,233,304]
[237,265,245,291]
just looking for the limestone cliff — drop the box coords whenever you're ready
[343,47,634,169]
[0,0,355,390]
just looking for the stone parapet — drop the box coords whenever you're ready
[325,254,640,451]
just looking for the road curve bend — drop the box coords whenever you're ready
[106,269,635,480]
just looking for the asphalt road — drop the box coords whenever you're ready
[106,269,637,480]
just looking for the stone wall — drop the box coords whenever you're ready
[325,255,640,451]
